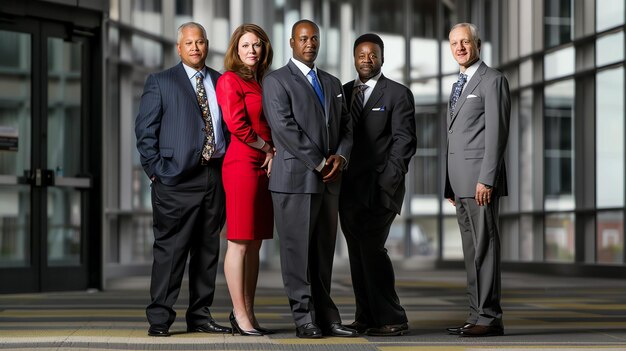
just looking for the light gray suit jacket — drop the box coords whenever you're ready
[262,60,353,195]
[444,62,510,199]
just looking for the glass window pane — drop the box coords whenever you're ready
[596,31,624,67]
[596,67,624,208]
[410,38,438,79]
[369,0,403,34]
[132,35,163,68]
[545,213,575,262]
[411,79,438,104]
[0,186,30,267]
[132,0,163,35]
[597,0,625,32]
[596,211,624,264]
[47,188,81,266]
[544,46,574,80]
[520,215,535,261]
[519,59,533,87]
[412,108,438,197]
[544,0,572,48]
[544,80,575,211]
[379,34,405,82]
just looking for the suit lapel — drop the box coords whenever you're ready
[449,62,486,126]
[287,61,325,115]
[174,63,203,119]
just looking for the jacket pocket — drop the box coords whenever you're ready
[464,148,484,159]
[160,148,173,158]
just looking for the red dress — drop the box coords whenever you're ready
[216,71,273,240]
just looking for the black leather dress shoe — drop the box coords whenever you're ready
[459,324,504,337]
[446,323,475,335]
[324,323,358,337]
[345,320,369,334]
[148,325,170,337]
[187,320,232,334]
[295,323,323,339]
[365,323,408,336]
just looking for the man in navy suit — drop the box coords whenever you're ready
[262,19,355,339]
[135,22,231,337]
[340,33,416,336]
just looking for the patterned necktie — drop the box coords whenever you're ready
[450,73,468,114]
[351,85,368,118]
[307,69,325,107]
[196,72,215,162]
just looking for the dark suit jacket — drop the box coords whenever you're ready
[262,60,353,195]
[342,75,417,214]
[135,62,225,186]
[444,62,510,199]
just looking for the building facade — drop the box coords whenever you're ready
[0,0,624,292]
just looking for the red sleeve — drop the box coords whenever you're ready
[216,72,258,144]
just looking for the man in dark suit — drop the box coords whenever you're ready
[339,33,416,337]
[444,23,510,337]
[262,19,356,339]
[135,22,231,337]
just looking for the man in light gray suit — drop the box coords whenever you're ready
[262,19,355,339]
[444,23,510,337]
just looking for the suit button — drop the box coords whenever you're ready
[448,130,453,134]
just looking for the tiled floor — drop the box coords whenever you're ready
[1,266,626,350]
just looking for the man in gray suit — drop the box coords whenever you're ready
[444,23,510,337]
[262,19,356,339]
[135,22,230,337]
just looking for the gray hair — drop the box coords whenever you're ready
[177,22,207,43]
[450,22,481,47]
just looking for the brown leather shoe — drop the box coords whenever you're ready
[459,324,504,337]
[365,323,408,336]
[446,323,475,335]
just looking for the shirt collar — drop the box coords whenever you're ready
[291,57,318,77]
[354,71,382,90]
[461,59,482,82]
[182,62,206,79]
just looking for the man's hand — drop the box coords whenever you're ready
[475,183,493,206]
[447,198,456,206]
[321,155,344,183]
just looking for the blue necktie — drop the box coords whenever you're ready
[450,73,468,114]
[307,69,325,107]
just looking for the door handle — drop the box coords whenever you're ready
[23,169,54,187]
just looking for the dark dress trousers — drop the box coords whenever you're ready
[340,75,416,327]
[444,61,510,327]
[135,62,227,329]
[262,60,353,327]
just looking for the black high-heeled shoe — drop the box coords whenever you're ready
[229,311,263,336]
[253,325,275,335]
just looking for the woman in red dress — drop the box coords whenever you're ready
[216,24,274,336]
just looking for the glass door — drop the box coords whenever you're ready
[0,19,95,293]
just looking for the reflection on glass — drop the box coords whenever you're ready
[596,67,624,208]
[597,0,625,32]
[47,38,82,266]
[596,31,624,67]
[47,188,81,266]
[0,30,32,268]
[132,36,163,68]
[443,216,463,259]
[544,46,574,80]
[545,213,575,262]
[544,80,574,211]
[131,0,163,35]
[544,0,572,48]
[0,186,30,267]
[519,90,534,211]
[596,211,624,264]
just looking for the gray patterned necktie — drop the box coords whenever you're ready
[450,73,468,114]
[196,72,215,162]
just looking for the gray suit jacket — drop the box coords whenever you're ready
[342,75,417,214]
[262,60,353,195]
[444,62,510,199]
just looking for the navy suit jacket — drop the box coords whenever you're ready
[135,62,225,186]
[262,60,353,195]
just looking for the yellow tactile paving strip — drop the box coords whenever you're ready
[1,269,626,350]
